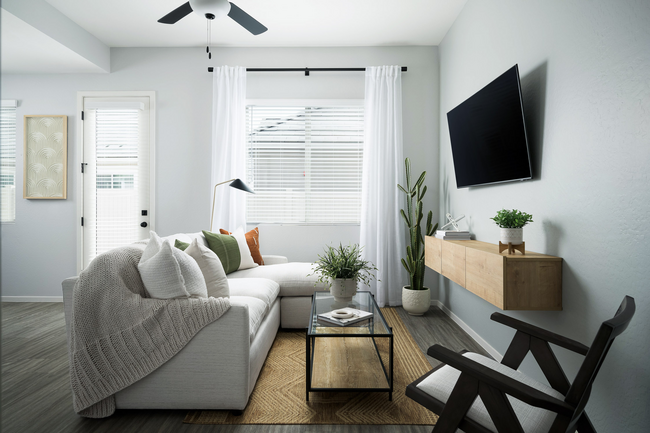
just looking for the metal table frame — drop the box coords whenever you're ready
[306,291,394,401]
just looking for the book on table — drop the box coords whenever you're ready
[435,230,471,240]
[317,307,373,327]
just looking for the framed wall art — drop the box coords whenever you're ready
[24,115,68,199]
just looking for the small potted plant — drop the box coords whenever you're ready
[311,244,378,301]
[398,158,438,315]
[491,209,533,245]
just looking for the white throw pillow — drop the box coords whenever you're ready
[138,232,208,299]
[184,238,230,298]
[232,227,258,271]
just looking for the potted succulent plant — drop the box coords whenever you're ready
[398,158,438,315]
[491,209,533,245]
[311,244,378,301]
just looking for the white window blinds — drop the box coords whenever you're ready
[0,100,17,223]
[246,104,364,224]
[93,108,141,257]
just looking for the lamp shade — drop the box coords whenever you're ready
[229,178,254,194]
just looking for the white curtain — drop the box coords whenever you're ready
[359,66,407,307]
[210,66,247,231]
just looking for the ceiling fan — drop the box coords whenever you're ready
[158,0,268,35]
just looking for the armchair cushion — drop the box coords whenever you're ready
[416,352,564,433]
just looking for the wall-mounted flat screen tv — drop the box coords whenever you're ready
[447,64,532,188]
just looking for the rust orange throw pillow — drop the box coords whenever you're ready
[219,227,264,266]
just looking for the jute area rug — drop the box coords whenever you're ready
[184,307,438,425]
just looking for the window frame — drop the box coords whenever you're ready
[245,99,364,226]
[0,100,17,224]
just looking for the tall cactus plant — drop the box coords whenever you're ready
[398,158,438,290]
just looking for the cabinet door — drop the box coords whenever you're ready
[465,248,505,309]
[505,260,562,310]
[441,241,466,287]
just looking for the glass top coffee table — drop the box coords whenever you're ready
[306,291,393,401]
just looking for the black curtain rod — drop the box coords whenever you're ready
[207,66,407,76]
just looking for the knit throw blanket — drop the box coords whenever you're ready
[69,245,230,418]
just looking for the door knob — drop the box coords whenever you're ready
[140,222,148,228]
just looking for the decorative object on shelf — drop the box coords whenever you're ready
[310,244,378,302]
[210,178,254,231]
[491,208,533,255]
[398,158,438,315]
[23,115,67,199]
[438,213,465,231]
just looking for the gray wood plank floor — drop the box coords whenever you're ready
[1,302,489,433]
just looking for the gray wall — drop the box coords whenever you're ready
[0,46,440,297]
[438,0,649,431]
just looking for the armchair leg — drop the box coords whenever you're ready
[576,412,597,433]
[433,374,479,433]
[479,383,524,433]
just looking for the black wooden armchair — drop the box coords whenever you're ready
[406,296,635,433]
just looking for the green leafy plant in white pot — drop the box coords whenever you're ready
[491,209,533,245]
[311,244,378,302]
[398,158,438,315]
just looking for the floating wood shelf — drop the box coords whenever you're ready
[425,236,562,311]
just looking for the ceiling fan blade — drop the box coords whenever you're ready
[228,2,268,35]
[158,2,193,24]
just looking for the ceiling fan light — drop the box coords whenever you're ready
[189,0,231,20]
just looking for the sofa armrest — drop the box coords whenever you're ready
[115,300,252,410]
[262,255,289,265]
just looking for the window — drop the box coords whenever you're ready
[0,100,17,223]
[246,103,364,224]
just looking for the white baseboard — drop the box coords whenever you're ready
[432,300,503,362]
[1,296,63,302]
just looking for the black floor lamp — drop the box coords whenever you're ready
[210,178,255,231]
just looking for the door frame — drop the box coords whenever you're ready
[76,91,156,273]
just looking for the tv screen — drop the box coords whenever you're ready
[447,65,532,188]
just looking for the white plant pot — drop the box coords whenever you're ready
[500,228,523,245]
[330,278,357,301]
[402,286,431,316]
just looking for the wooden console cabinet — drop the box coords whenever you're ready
[425,236,562,311]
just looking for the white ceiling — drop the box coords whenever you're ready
[44,0,467,47]
[2,0,467,73]
[1,10,106,74]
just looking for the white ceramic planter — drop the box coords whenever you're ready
[330,278,357,301]
[402,286,431,316]
[500,228,523,245]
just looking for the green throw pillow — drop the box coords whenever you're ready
[174,239,190,251]
[202,230,241,274]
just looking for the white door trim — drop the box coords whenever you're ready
[76,91,156,274]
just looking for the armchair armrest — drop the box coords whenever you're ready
[427,345,575,417]
[491,313,589,356]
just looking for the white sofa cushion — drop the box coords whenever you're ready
[231,296,268,342]
[228,278,279,313]
[161,232,207,247]
[416,352,565,433]
[138,232,207,299]
[185,238,230,298]
[228,262,325,296]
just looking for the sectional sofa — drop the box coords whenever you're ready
[62,231,326,412]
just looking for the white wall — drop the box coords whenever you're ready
[438,1,650,431]
[0,46,440,297]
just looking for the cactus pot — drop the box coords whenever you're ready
[402,286,431,316]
